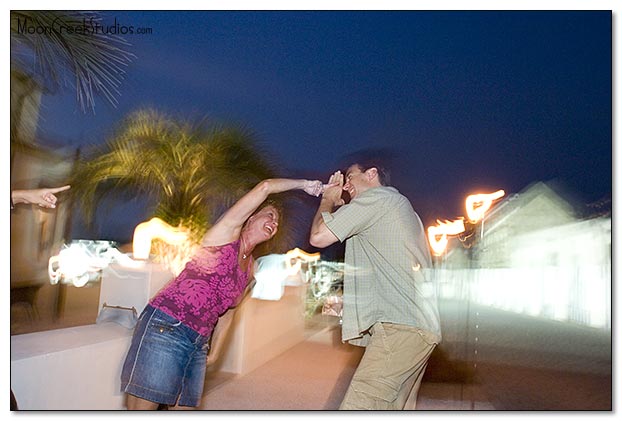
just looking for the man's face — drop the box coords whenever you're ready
[343,164,368,199]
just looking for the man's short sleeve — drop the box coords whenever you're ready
[321,190,386,242]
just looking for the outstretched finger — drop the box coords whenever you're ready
[49,185,71,193]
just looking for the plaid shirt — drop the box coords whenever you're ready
[322,186,441,346]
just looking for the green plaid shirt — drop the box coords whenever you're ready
[322,186,441,346]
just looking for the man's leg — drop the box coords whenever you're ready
[402,359,430,410]
[339,322,437,410]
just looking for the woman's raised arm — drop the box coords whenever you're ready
[204,178,324,244]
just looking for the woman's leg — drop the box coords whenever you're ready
[121,306,189,409]
[126,394,160,410]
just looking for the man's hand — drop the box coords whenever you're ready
[309,170,343,248]
[12,185,71,209]
[322,171,345,207]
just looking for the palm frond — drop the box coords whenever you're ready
[11,10,134,112]
[70,108,278,242]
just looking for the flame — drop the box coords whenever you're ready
[427,188,504,256]
[465,189,505,223]
[427,219,466,256]
[284,247,320,276]
[132,217,189,260]
[47,217,193,287]
[48,240,141,287]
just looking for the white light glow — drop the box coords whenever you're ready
[48,240,142,287]
[428,219,466,256]
[307,260,344,299]
[251,248,329,301]
[435,217,611,330]
[132,217,189,260]
[465,189,505,223]
[284,247,320,277]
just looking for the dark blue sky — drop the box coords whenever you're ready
[33,10,612,240]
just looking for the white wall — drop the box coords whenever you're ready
[11,323,132,410]
[11,263,310,410]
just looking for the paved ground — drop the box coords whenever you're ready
[11,284,612,411]
[199,325,495,411]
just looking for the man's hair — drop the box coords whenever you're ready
[340,149,393,186]
[349,162,391,186]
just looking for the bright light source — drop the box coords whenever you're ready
[251,248,322,300]
[48,240,141,287]
[465,189,505,223]
[426,189,504,255]
[428,219,466,256]
[132,217,189,260]
[284,247,320,277]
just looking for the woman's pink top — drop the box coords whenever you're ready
[150,239,251,337]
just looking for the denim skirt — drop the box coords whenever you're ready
[121,304,211,407]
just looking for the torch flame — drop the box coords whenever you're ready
[465,189,505,223]
[284,247,320,276]
[427,219,466,256]
[132,217,189,260]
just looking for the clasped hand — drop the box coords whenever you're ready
[322,171,345,206]
[304,177,343,201]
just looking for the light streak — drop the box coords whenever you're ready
[284,247,320,277]
[307,260,344,299]
[48,240,143,287]
[252,248,322,300]
[427,189,505,255]
[465,190,505,223]
[428,219,466,256]
[48,217,193,287]
[132,217,189,260]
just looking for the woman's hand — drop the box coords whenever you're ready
[302,180,325,197]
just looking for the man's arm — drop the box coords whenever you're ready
[309,197,340,248]
[11,185,71,209]
[309,171,343,248]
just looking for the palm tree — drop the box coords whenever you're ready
[69,109,277,272]
[11,10,134,113]
[10,10,134,148]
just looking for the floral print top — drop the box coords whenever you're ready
[150,239,251,337]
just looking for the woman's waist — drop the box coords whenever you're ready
[147,301,218,337]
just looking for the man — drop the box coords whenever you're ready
[10,184,70,410]
[309,161,441,410]
[11,185,71,209]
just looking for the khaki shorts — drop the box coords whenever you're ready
[339,322,438,410]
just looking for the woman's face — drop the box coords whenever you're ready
[249,205,280,242]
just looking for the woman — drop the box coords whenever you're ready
[121,178,325,410]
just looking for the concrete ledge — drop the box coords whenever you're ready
[11,322,133,410]
[217,285,308,376]
[10,285,311,409]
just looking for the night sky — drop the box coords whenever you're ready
[29,10,613,242]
